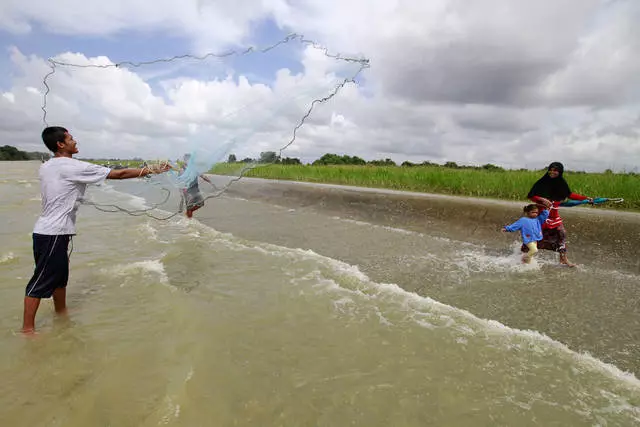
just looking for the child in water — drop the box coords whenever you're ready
[502,204,550,264]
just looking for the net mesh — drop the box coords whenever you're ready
[40,33,370,220]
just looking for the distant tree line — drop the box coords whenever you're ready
[227,152,302,165]
[0,145,51,161]
[225,151,506,171]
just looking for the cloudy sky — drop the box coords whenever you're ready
[1,0,639,172]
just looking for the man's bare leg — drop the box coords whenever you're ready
[22,296,41,334]
[52,288,67,315]
[186,204,202,218]
[559,252,576,268]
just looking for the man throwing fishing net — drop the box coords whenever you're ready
[21,126,171,334]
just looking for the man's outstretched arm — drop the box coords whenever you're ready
[107,164,171,180]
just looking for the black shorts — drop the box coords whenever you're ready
[25,234,72,298]
[182,186,204,210]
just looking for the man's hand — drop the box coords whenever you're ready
[538,198,552,208]
[146,162,172,174]
[156,163,172,173]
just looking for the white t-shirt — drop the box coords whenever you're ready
[33,157,111,235]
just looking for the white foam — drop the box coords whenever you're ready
[373,307,393,326]
[0,252,16,264]
[101,259,172,290]
[226,196,250,202]
[250,242,640,390]
[160,397,181,425]
[89,183,151,211]
[331,296,358,316]
[171,213,640,390]
[332,217,376,228]
[330,215,479,247]
[127,194,150,210]
[333,216,421,236]
[185,367,194,383]
[344,268,640,390]
[452,244,547,274]
[381,225,416,235]
[138,222,160,242]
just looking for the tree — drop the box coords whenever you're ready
[481,163,504,171]
[312,153,366,165]
[227,154,237,163]
[368,158,396,166]
[281,157,301,165]
[349,155,366,165]
[0,145,30,161]
[313,153,344,165]
[259,151,279,163]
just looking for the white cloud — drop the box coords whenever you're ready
[1,0,639,172]
[1,43,363,164]
[0,0,272,51]
[2,92,15,103]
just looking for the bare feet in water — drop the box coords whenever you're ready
[560,254,577,268]
[19,328,38,336]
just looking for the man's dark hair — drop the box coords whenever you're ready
[41,126,68,153]
[523,204,539,213]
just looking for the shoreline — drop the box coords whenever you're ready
[209,162,639,212]
[209,175,640,220]
[206,174,640,276]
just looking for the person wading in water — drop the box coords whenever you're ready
[525,162,593,267]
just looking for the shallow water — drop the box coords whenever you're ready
[1,161,639,426]
[217,177,640,375]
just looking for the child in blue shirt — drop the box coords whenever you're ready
[502,204,550,263]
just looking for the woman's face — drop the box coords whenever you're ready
[548,168,560,178]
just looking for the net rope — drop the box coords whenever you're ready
[40,33,370,220]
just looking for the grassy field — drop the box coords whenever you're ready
[211,163,640,212]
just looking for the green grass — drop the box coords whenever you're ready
[210,163,640,212]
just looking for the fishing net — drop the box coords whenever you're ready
[40,34,369,220]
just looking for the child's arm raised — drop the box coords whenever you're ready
[502,218,524,233]
[537,209,550,224]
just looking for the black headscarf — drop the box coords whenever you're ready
[527,162,571,201]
